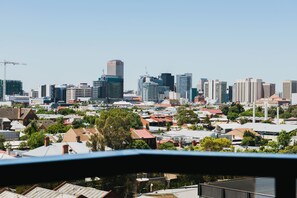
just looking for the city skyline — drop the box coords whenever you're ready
[1,1,296,92]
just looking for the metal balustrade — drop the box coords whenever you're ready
[0,150,296,197]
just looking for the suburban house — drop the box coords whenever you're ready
[63,128,101,142]
[130,128,157,149]
[22,137,91,157]
[0,108,38,126]
[224,128,260,145]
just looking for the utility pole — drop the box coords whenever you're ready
[0,61,26,101]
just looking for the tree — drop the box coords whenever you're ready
[24,120,39,136]
[0,134,5,150]
[72,119,85,129]
[277,130,291,149]
[27,132,46,149]
[159,142,177,150]
[86,133,105,151]
[219,104,230,116]
[46,123,70,134]
[199,137,232,151]
[57,108,75,115]
[130,140,150,149]
[95,108,142,150]
[175,109,199,126]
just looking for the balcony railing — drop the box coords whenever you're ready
[0,150,296,197]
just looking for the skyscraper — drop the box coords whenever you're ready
[160,73,174,91]
[197,78,208,94]
[204,80,227,104]
[263,83,276,98]
[176,73,192,99]
[233,78,263,103]
[283,80,297,101]
[107,60,124,78]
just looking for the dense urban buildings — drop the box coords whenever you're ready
[283,80,297,101]
[176,73,192,99]
[263,83,276,98]
[233,78,263,104]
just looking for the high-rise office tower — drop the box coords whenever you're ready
[0,80,23,100]
[107,60,124,79]
[263,83,276,98]
[233,78,263,103]
[204,80,227,104]
[283,80,297,101]
[160,73,174,91]
[197,78,208,94]
[176,73,192,99]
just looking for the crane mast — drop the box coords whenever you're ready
[0,61,26,101]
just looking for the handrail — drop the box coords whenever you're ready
[0,150,296,197]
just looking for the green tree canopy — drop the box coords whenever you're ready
[277,130,291,149]
[199,137,232,151]
[46,123,70,134]
[158,142,177,150]
[175,108,199,126]
[130,140,150,149]
[95,108,141,150]
[27,132,46,149]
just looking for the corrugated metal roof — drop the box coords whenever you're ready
[0,190,27,198]
[22,142,91,157]
[56,183,109,198]
[25,187,75,198]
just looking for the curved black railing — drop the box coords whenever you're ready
[0,150,296,197]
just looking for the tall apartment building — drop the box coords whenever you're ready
[176,73,192,99]
[160,73,174,91]
[197,78,208,94]
[263,83,276,98]
[204,80,227,104]
[0,80,23,100]
[283,80,297,101]
[66,83,92,103]
[107,60,124,78]
[38,84,55,100]
[233,78,263,103]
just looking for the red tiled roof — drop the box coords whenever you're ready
[201,108,223,114]
[130,128,155,139]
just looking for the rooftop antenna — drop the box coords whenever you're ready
[0,60,27,101]
[102,69,105,75]
[145,66,148,76]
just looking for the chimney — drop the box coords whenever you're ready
[62,144,69,154]
[44,136,50,147]
[6,148,11,156]
[76,135,81,142]
[18,107,22,118]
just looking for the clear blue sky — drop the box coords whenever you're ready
[1,1,296,93]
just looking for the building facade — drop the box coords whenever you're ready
[283,80,297,101]
[176,73,192,99]
[66,83,92,103]
[0,80,23,100]
[107,60,124,78]
[233,78,263,104]
[160,73,174,91]
[204,80,227,104]
[263,83,276,98]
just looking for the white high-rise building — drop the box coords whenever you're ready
[233,78,263,104]
[204,80,227,104]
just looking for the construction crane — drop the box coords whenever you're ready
[0,60,26,101]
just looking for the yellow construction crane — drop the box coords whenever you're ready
[0,60,26,101]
